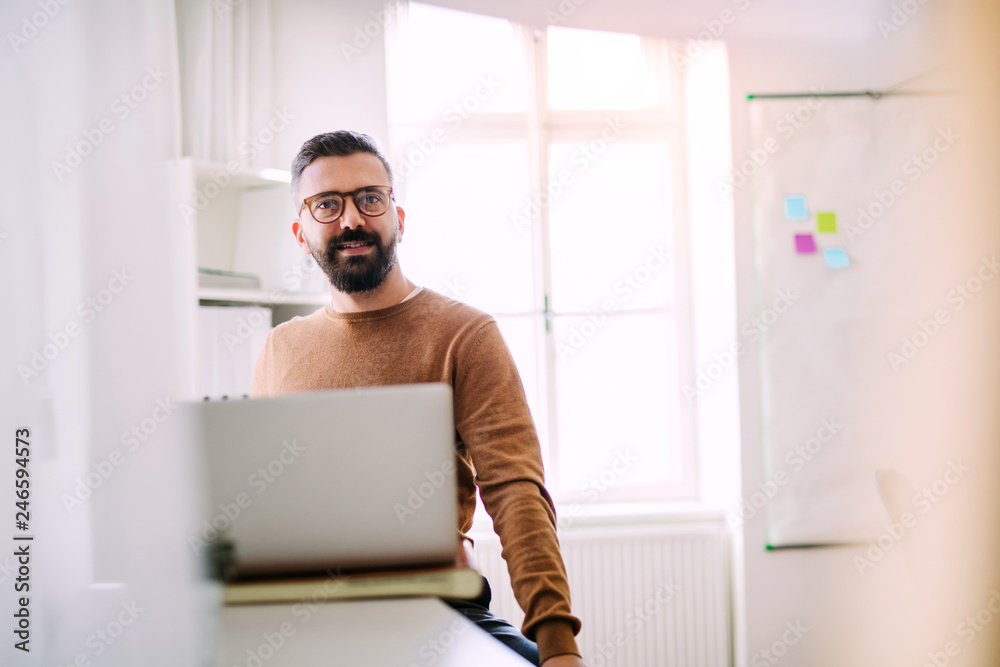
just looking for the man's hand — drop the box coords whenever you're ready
[541,655,588,667]
[455,538,477,570]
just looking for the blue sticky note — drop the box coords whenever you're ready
[824,247,851,268]
[784,196,808,220]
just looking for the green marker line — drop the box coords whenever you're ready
[766,542,864,550]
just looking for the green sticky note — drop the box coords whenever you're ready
[817,212,837,233]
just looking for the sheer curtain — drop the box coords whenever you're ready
[175,0,275,167]
[1,1,213,664]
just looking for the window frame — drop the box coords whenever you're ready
[386,5,700,504]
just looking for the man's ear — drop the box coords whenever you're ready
[291,219,312,255]
[395,206,405,242]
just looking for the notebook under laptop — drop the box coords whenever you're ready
[195,383,460,579]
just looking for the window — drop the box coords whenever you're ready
[386,3,698,504]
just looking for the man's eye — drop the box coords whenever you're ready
[316,197,340,210]
[360,194,382,205]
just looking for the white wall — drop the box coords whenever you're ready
[725,35,926,667]
[727,4,1000,666]
[269,0,391,174]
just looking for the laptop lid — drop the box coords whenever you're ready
[195,383,459,577]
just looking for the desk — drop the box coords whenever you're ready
[217,597,532,666]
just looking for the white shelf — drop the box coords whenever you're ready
[197,287,329,307]
[191,159,291,189]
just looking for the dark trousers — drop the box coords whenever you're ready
[441,576,540,665]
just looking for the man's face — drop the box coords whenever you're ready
[292,153,404,294]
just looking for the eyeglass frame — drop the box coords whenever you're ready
[298,185,395,224]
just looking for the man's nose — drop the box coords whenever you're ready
[339,197,366,230]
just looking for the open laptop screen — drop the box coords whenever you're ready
[194,383,458,578]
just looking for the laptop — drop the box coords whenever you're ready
[195,383,460,579]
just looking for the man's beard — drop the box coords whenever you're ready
[309,228,398,294]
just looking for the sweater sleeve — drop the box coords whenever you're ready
[452,320,582,662]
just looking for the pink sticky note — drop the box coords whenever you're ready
[795,234,816,254]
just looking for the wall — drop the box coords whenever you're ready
[726,33,931,667]
[269,0,391,174]
[728,4,1000,666]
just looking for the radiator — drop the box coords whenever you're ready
[473,522,731,667]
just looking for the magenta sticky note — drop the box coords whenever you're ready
[794,234,816,253]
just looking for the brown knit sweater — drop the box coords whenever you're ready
[251,287,581,662]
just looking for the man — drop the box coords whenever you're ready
[251,131,586,667]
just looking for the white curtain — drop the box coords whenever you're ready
[175,0,275,167]
[1,1,212,664]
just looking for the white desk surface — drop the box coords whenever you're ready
[217,597,533,666]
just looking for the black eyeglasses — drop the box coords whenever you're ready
[299,186,394,224]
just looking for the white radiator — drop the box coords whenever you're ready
[473,522,731,667]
